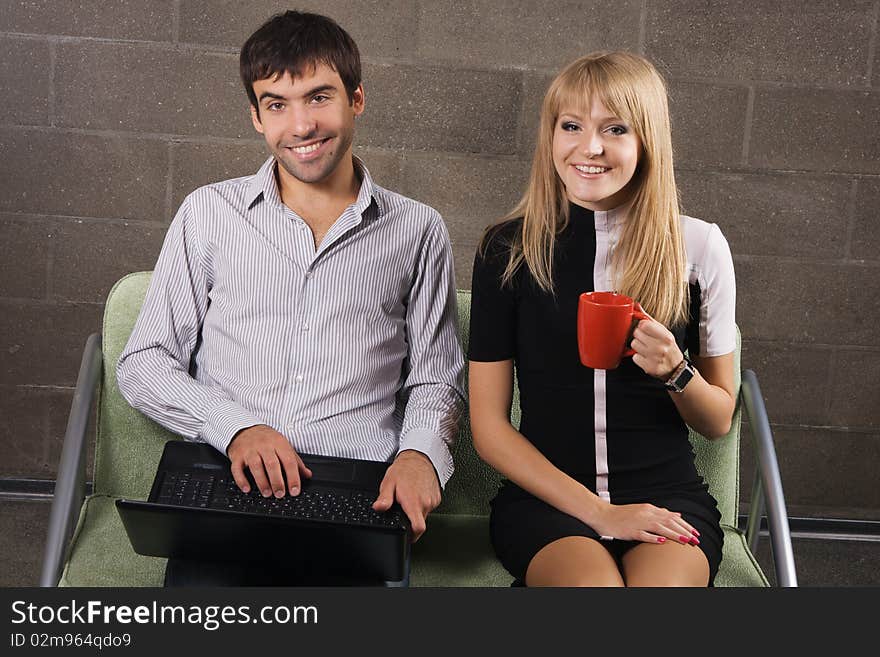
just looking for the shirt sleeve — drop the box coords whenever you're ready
[698,223,737,357]
[468,224,517,362]
[397,216,466,489]
[116,194,264,455]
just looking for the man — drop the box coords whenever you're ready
[117,10,464,585]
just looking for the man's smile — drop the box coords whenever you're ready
[286,137,332,160]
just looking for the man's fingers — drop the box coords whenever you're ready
[230,460,251,494]
[372,478,395,511]
[294,452,313,480]
[399,498,427,542]
[262,452,286,498]
[247,457,272,497]
[278,450,304,496]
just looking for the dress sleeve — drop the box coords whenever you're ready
[698,223,737,357]
[468,224,518,362]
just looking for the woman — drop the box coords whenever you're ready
[468,51,737,586]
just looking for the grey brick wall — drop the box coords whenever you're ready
[1,1,878,520]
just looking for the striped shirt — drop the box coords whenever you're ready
[117,156,465,486]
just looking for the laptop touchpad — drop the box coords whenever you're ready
[307,460,356,483]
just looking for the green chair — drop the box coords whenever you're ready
[41,272,796,587]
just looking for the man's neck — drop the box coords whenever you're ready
[275,155,361,232]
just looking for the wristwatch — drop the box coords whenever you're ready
[664,357,696,393]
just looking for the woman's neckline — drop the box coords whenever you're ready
[568,200,629,226]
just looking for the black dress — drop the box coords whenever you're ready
[468,202,738,584]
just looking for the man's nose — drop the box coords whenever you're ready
[290,108,317,139]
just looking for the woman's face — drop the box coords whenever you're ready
[552,97,641,212]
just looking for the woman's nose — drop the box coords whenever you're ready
[583,134,604,157]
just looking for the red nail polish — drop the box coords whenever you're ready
[692,529,701,537]
[679,535,689,543]
[657,537,666,543]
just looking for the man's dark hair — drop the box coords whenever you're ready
[240,10,362,110]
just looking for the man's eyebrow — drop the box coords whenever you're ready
[258,91,287,103]
[301,83,338,97]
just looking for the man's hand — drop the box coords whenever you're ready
[227,424,312,498]
[372,450,441,542]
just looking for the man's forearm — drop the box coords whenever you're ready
[399,385,463,488]
[117,349,263,454]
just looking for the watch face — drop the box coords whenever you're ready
[666,361,694,392]
[676,367,694,389]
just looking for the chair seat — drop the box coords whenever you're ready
[410,514,512,587]
[412,516,768,587]
[60,495,166,587]
[716,525,770,587]
[59,495,766,587]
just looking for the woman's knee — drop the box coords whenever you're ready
[525,536,624,587]
[622,543,710,587]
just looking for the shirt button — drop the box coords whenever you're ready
[295,374,304,383]
[302,324,310,332]
[304,271,312,279]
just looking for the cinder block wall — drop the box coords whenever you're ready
[2,1,878,520]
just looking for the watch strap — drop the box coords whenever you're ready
[664,357,695,393]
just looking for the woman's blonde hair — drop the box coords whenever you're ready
[489,51,689,328]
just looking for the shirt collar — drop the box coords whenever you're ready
[569,200,629,230]
[245,155,383,220]
[351,155,382,219]
[245,156,279,209]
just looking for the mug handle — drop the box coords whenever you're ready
[622,302,650,357]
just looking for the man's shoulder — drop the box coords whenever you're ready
[372,184,443,229]
[179,158,272,214]
[182,174,255,207]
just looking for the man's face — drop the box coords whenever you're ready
[250,63,364,185]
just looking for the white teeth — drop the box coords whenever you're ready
[575,165,608,174]
[292,141,323,154]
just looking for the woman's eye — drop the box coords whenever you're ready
[561,121,579,132]
[607,125,627,136]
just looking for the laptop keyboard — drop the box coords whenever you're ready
[156,470,407,530]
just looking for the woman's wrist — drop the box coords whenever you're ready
[576,487,608,525]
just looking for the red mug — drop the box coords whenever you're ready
[577,291,649,370]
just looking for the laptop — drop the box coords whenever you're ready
[116,440,411,582]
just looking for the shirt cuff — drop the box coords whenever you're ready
[398,427,455,489]
[201,400,264,455]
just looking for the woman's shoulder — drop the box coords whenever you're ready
[678,214,731,267]
[478,217,523,259]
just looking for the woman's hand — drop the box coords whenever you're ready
[590,501,700,546]
[630,314,684,380]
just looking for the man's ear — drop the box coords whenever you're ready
[250,104,264,134]
[352,84,365,117]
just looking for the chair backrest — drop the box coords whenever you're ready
[95,276,740,529]
[95,272,177,498]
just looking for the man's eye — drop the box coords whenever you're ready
[267,102,284,111]
[311,94,329,103]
